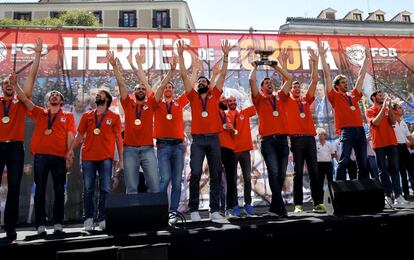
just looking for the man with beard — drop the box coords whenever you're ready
[229,96,257,216]
[107,51,159,194]
[366,91,408,205]
[281,48,325,213]
[319,43,370,181]
[177,40,231,221]
[12,78,76,235]
[0,38,42,242]
[67,89,123,231]
[249,49,293,218]
[218,95,238,217]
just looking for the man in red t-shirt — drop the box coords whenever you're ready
[366,90,406,204]
[282,48,325,213]
[68,89,123,231]
[0,38,42,242]
[249,50,293,218]
[107,51,159,195]
[320,43,370,180]
[177,40,231,221]
[13,81,76,235]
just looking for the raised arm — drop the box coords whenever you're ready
[155,57,177,102]
[319,42,333,93]
[306,48,319,99]
[23,38,42,99]
[354,46,371,93]
[371,96,391,127]
[278,48,289,82]
[107,51,128,100]
[249,62,259,97]
[11,72,34,111]
[177,40,193,94]
[209,63,220,88]
[215,40,231,92]
[134,52,153,95]
[274,63,293,95]
[190,55,202,85]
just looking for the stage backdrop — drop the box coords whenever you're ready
[0,29,413,222]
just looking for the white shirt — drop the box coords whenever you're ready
[317,141,336,162]
[394,120,410,144]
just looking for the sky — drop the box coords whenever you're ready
[0,0,413,30]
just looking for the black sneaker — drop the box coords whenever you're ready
[6,230,17,243]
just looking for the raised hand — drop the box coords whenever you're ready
[106,51,118,67]
[9,72,17,86]
[169,56,178,70]
[135,51,146,65]
[34,38,43,53]
[318,42,328,58]
[177,40,186,56]
[364,46,371,62]
[308,47,318,64]
[192,54,202,71]
[278,48,289,66]
[221,40,232,56]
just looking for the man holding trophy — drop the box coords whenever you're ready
[249,48,293,218]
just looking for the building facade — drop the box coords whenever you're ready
[0,0,196,30]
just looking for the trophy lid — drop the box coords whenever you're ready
[254,49,275,56]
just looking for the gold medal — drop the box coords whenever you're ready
[166,114,173,120]
[93,128,101,135]
[44,129,52,135]
[350,106,356,111]
[273,111,279,117]
[2,116,10,124]
[300,113,306,118]
[134,119,142,125]
[201,111,209,118]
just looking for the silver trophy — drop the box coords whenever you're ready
[253,50,278,66]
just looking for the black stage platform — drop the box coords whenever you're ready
[1,203,414,259]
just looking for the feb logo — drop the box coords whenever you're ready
[345,44,366,66]
[0,41,7,62]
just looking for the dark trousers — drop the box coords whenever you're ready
[0,141,24,236]
[347,160,357,180]
[189,134,222,212]
[235,151,252,205]
[336,127,368,180]
[260,134,288,215]
[397,144,414,197]
[317,161,333,187]
[221,147,237,209]
[367,156,380,181]
[374,145,402,197]
[291,136,323,206]
[33,154,66,227]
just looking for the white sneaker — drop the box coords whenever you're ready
[190,211,201,222]
[395,196,410,205]
[98,220,106,230]
[37,225,47,235]
[385,196,393,205]
[294,205,304,213]
[84,218,93,232]
[210,211,224,221]
[54,224,63,233]
[168,212,178,225]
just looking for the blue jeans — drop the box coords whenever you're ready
[336,127,368,180]
[82,159,112,222]
[189,134,222,212]
[367,156,380,181]
[260,134,289,215]
[0,141,24,236]
[157,141,185,212]
[374,146,402,197]
[124,145,159,194]
[34,154,66,227]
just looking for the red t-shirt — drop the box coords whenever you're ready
[219,109,236,150]
[234,106,256,153]
[327,88,363,133]
[121,95,155,146]
[186,87,222,135]
[284,92,316,136]
[29,106,76,157]
[0,96,27,142]
[153,94,188,140]
[365,105,397,149]
[77,109,121,161]
[252,90,289,137]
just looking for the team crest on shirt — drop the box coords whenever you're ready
[240,115,245,120]
[346,92,355,98]
[301,100,307,105]
[13,98,19,104]
[106,119,112,125]
[143,105,149,110]
[174,102,179,106]
[60,117,66,123]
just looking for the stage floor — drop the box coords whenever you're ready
[1,202,414,259]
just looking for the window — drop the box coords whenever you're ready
[353,13,362,21]
[92,11,102,24]
[119,11,136,27]
[376,14,385,21]
[13,12,32,21]
[153,10,170,28]
[50,11,64,19]
[402,15,411,22]
[325,12,335,20]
